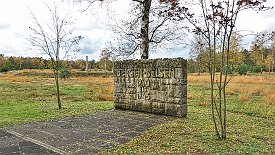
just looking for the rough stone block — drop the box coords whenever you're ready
[176,104,187,117]
[152,102,165,115]
[131,102,139,111]
[135,101,143,112]
[170,79,179,85]
[174,86,184,98]
[174,68,185,79]
[140,102,152,113]
[159,85,168,91]
[168,85,175,98]
[160,79,169,85]
[115,103,126,110]
[168,98,187,104]
[156,91,168,103]
[163,104,187,117]
[114,58,187,117]
[150,90,157,102]
[165,104,177,116]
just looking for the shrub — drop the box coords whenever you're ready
[249,65,261,73]
[237,63,249,75]
[0,61,15,72]
[59,67,72,79]
[222,64,234,74]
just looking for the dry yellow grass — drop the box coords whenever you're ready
[188,73,210,83]
[197,101,208,107]
[188,73,275,106]
[232,75,275,85]
[0,70,114,102]
[247,87,265,96]
[238,94,249,102]
[225,88,235,95]
[264,93,275,105]
[79,77,113,101]
[1,70,274,106]
[188,73,275,85]
[106,84,114,94]
[71,77,113,84]
[187,93,199,100]
[0,74,31,83]
[16,69,53,73]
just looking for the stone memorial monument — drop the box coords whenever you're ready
[113,58,187,117]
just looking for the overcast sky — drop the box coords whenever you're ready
[0,0,274,61]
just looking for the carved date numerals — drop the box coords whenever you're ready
[137,79,151,100]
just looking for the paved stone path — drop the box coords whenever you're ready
[0,110,173,154]
[0,129,58,155]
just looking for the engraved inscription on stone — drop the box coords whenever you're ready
[114,58,187,117]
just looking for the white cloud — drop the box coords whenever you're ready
[235,1,275,49]
[0,0,131,60]
[0,22,10,30]
[0,0,274,61]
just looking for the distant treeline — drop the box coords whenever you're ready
[0,54,113,73]
[1,48,274,75]
[187,48,275,75]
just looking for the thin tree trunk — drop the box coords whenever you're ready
[201,1,220,139]
[140,0,151,59]
[55,68,62,110]
[213,21,224,136]
[261,52,264,73]
[209,47,220,139]
[222,78,227,139]
[105,59,107,71]
[56,33,61,109]
[272,50,274,72]
[210,65,220,139]
[198,61,201,76]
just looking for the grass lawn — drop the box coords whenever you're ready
[0,70,274,154]
[100,73,275,154]
[101,105,274,154]
[0,72,114,128]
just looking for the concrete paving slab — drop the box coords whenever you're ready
[0,129,59,155]
[1,109,174,154]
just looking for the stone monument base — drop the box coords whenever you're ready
[113,58,187,117]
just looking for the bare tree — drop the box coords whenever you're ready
[28,3,82,109]
[100,49,112,71]
[107,1,187,59]
[272,33,275,72]
[189,33,209,75]
[75,0,187,59]
[161,0,270,140]
[250,31,274,73]
[190,0,269,140]
[76,0,152,59]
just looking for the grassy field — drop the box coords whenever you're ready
[0,70,274,154]
[101,73,275,154]
[0,70,114,128]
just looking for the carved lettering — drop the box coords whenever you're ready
[127,69,133,78]
[145,70,151,78]
[170,68,175,78]
[158,68,164,78]
[114,58,187,117]
[137,92,142,99]
[134,69,140,78]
